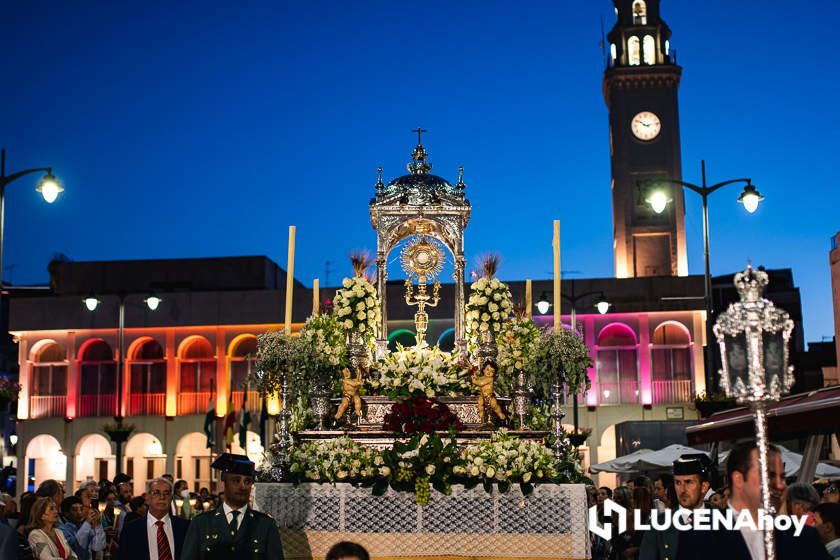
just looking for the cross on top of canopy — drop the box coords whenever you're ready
[370,131,470,256]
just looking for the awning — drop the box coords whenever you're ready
[686,386,840,445]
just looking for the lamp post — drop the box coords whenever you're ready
[713,264,793,560]
[645,160,763,394]
[84,294,161,472]
[536,282,609,432]
[0,148,64,287]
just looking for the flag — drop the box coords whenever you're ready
[238,388,252,449]
[224,396,236,450]
[259,398,268,448]
[203,395,215,449]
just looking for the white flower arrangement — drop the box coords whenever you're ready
[287,436,380,483]
[495,317,541,394]
[369,343,470,398]
[297,315,347,388]
[464,276,513,345]
[333,276,381,337]
[453,429,563,485]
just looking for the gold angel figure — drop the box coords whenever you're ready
[471,359,506,424]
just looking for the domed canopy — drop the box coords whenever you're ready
[371,135,468,208]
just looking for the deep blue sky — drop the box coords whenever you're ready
[3,1,838,342]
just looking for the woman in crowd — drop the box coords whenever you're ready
[27,497,77,560]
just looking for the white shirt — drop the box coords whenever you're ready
[728,502,765,560]
[827,537,840,556]
[147,513,175,560]
[222,502,246,532]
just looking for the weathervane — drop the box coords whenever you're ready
[401,233,445,345]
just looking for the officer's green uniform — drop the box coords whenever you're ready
[639,524,679,560]
[181,453,283,560]
[638,453,714,560]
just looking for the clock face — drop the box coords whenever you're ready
[631,111,661,141]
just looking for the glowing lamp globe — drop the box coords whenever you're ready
[738,184,764,214]
[36,173,64,204]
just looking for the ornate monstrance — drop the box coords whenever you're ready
[369,129,471,353]
[401,234,446,345]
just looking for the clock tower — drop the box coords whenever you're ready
[604,0,687,278]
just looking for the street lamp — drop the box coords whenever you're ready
[0,148,64,287]
[84,293,162,472]
[563,280,609,433]
[644,160,763,394]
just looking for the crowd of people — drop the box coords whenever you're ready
[0,453,372,560]
[586,442,840,560]
[0,442,837,560]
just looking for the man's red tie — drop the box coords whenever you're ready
[156,520,173,560]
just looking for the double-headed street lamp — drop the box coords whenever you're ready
[644,160,763,393]
[83,294,162,472]
[0,148,64,287]
[536,282,610,431]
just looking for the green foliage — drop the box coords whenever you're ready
[532,328,593,401]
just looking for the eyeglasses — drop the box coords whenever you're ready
[150,490,173,498]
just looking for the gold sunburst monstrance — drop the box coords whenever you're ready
[401,236,445,345]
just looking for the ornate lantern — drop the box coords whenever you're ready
[713,264,794,560]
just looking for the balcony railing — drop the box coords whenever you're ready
[29,395,67,418]
[179,391,212,415]
[232,390,262,416]
[128,393,166,416]
[652,379,693,404]
[78,394,117,417]
[597,381,639,405]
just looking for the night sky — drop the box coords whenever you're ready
[3,1,838,342]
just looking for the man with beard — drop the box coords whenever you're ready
[181,453,282,560]
[640,453,712,560]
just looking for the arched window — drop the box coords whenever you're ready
[229,335,260,416]
[632,1,647,25]
[436,328,455,352]
[643,35,655,64]
[597,323,638,404]
[651,322,692,403]
[79,339,116,417]
[628,36,641,66]
[610,43,617,63]
[30,342,67,418]
[388,329,416,352]
[178,337,216,414]
[128,338,166,415]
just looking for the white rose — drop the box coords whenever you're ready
[356,302,365,311]
[522,471,532,483]
[470,466,480,476]
[336,470,348,479]
[481,313,490,322]
[343,278,352,288]
[489,303,498,312]
[357,310,366,320]
[486,466,496,478]
[474,457,483,466]
[425,464,436,476]
[379,466,391,476]
[344,320,353,329]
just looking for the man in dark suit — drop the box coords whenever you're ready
[121,476,190,560]
[181,453,282,560]
[640,453,714,560]
[677,442,829,559]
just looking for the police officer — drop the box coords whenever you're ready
[639,453,713,560]
[181,453,283,560]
